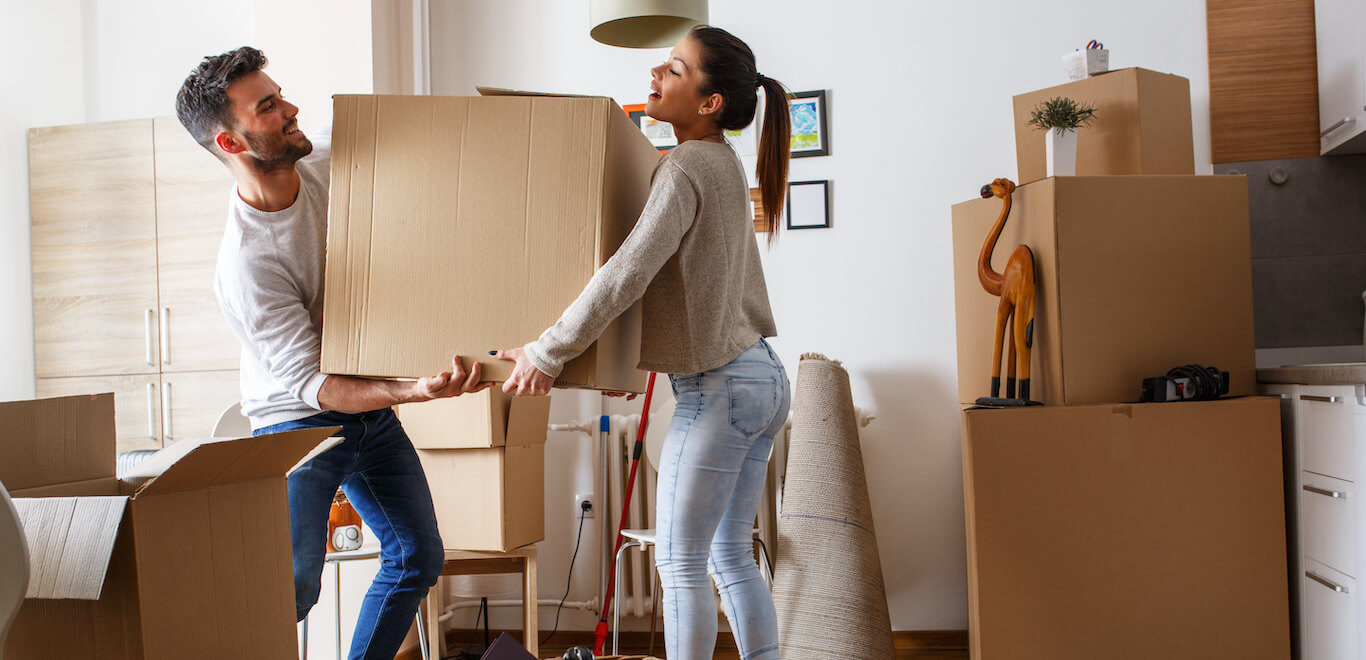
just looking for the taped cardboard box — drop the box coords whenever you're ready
[951,175,1255,406]
[322,91,661,393]
[961,397,1290,659]
[396,388,551,449]
[418,445,544,552]
[1013,68,1194,184]
[0,393,337,660]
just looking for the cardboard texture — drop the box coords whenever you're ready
[322,93,661,393]
[0,394,114,491]
[396,388,551,449]
[951,175,1255,406]
[1013,68,1194,184]
[1,394,336,660]
[961,397,1290,659]
[419,444,545,552]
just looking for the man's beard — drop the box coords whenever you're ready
[244,121,313,173]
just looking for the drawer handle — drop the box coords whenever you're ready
[1322,116,1356,138]
[144,309,155,366]
[1304,485,1348,499]
[1300,394,1343,404]
[1307,571,1350,593]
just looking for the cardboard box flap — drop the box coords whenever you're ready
[475,86,601,99]
[506,396,552,446]
[123,427,340,497]
[14,496,126,600]
[0,394,116,491]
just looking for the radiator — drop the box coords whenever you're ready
[601,413,791,619]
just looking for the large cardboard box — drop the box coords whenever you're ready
[0,394,335,660]
[418,445,544,552]
[396,388,551,449]
[951,175,1255,406]
[322,92,662,393]
[961,397,1290,659]
[1013,68,1194,184]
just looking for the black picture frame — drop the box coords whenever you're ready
[789,90,829,158]
[786,180,831,230]
[628,109,676,152]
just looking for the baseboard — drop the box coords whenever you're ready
[395,628,969,658]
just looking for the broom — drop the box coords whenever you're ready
[592,371,658,656]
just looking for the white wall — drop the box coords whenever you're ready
[0,0,85,401]
[430,0,1214,633]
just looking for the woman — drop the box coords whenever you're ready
[497,25,791,660]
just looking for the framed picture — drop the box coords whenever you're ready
[623,103,676,153]
[786,180,831,230]
[789,90,829,158]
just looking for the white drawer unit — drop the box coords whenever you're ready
[1302,559,1357,660]
[1261,381,1366,660]
[1299,385,1360,482]
[1302,471,1357,579]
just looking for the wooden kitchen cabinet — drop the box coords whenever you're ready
[29,117,240,448]
[29,120,160,378]
[152,116,240,373]
[1316,0,1366,154]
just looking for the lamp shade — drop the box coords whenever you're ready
[589,0,708,49]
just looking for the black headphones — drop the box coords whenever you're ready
[562,647,594,660]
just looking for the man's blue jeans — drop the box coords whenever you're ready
[656,338,790,660]
[256,408,444,660]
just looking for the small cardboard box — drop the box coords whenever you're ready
[961,397,1290,659]
[418,445,544,552]
[1013,68,1194,184]
[322,91,662,393]
[396,388,551,449]
[951,175,1255,406]
[0,393,336,660]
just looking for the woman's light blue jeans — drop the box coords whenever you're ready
[656,338,790,660]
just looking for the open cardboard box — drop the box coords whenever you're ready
[1,393,338,660]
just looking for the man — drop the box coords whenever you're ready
[175,46,483,659]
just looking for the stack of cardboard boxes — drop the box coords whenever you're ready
[323,91,660,551]
[951,69,1292,658]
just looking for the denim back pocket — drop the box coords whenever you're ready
[727,377,778,437]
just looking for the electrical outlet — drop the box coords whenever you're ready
[575,493,594,518]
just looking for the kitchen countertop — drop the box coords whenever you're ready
[1256,362,1366,385]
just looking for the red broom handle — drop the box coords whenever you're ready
[593,371,657,655]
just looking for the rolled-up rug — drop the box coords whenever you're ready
[773,353,895,659]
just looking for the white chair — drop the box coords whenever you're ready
[0,480,29,659]
[210,403,432,660]
[610,389,773,656]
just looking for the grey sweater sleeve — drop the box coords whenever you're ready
[523,159,698,377]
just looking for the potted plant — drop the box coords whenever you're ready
[1027,96,1097,177]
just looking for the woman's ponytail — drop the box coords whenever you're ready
[690,26,791,242]
[755,75,790,239]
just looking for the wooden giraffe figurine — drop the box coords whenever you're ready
[976,178,1038,405]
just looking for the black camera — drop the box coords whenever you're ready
[1140,364,1229,402]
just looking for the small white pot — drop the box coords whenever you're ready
[1045,129,1077,177]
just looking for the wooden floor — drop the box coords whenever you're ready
[433,629,968,659]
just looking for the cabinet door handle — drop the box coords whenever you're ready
[1304,484,1348,499]
[146,382,157,440]
[1321,116,1356,138]
[144,309,155,366]
[161,381,172,443]
[1300,394,1343,404]
[1307,571,1350,593]
[160,307,171,365]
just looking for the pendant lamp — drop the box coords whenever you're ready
[589,0,708,48]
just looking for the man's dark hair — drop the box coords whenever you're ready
[175,47,268,157]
